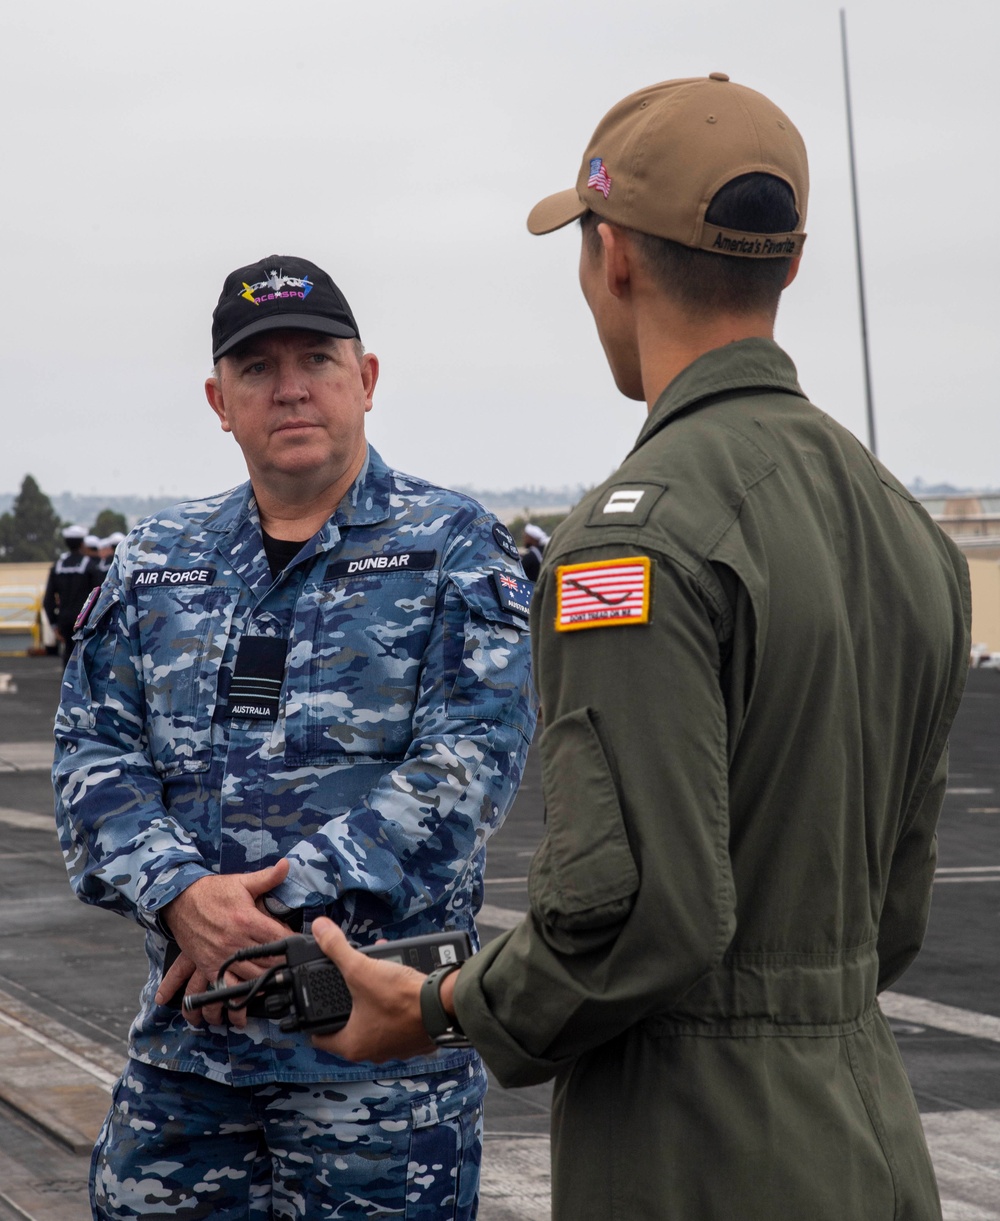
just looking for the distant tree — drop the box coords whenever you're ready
[92,508,128,537]
[0,475,64,561]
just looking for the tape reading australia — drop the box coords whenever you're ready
[225,636,289,721]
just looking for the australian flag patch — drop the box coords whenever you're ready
[492,570,533,619]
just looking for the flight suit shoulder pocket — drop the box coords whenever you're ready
[529,707,638,935]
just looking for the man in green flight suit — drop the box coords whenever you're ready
[308,74,970,1219]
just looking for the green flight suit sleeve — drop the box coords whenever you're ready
[876,744,947,992]
[455,544,737,1087]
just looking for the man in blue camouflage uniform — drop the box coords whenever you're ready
[53,254,537,1219]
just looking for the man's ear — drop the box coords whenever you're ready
[597,222,633,300]
[205,376,232,433]
[360,351,379,412]
[783,256,802,289]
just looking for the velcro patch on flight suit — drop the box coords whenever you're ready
[555,557,651,631]
[491,571,533,619]
[225,636,288,720]
[586,483,666,528]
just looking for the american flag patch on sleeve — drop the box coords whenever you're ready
[555,556,651,631]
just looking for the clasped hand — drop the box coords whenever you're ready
[154,859,294,1028]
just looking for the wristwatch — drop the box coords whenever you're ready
[419,963,470,1048]
[263,894,303,932]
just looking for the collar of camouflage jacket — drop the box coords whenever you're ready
[196,445,395,590]
[201,443,395,539]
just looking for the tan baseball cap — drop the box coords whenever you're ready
[528,73,808,259]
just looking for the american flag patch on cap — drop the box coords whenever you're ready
[555,556,651,631]
[587,157,612,199]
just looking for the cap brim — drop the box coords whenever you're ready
[527,188,587,235]
[213,314,358,361]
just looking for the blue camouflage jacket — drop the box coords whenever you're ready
[53,446,537,1085]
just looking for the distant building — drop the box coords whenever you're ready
[921,493,1000,560]
[921,493,1000,657]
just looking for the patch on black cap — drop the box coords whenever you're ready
[212,255,360,362]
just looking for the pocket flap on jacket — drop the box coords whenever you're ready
[529,707,639,928]
[448,572,530,631]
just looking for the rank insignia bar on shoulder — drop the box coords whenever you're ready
[586,482,666,528]
[556,556,651,631]
[604,489,645,513]
[492,571,533,619]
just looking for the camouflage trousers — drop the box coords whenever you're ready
[91,1057,486,1220]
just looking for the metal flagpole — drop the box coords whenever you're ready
[840,8,877,457]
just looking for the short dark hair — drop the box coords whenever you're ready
[582,173,799,317]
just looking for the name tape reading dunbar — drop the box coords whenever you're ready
[324,551,436,580]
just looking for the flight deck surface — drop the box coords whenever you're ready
[0,657,996,1219]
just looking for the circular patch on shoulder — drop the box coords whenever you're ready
[492,522,521,560]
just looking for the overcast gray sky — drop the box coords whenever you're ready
[3,0,997,502]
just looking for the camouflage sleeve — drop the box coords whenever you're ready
[52,552,212,929]
[270,514,538,926]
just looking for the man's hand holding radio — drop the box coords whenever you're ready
[309,917,445,1061]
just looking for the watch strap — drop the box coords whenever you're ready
[420,963,470,1047]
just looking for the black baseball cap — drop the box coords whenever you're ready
[211,255,360,362]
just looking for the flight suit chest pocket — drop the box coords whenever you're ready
[283,571,436,765]
[134,585,239,776]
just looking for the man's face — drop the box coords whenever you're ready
[205,330,378,490]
